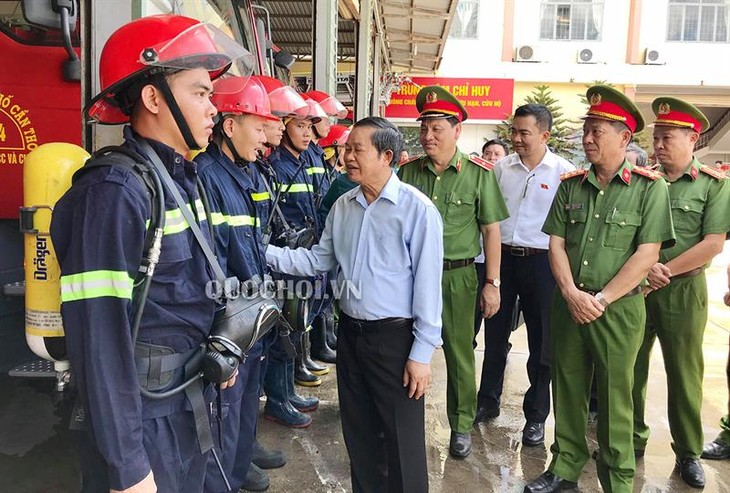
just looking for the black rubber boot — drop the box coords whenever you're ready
[286,359,319,412]
[252,440,286,469]
[324,308,337,350]
[310,315,337,364]
[263,358,312,428]
[240,463,269,492]
[294,344,322,387]
[301,331,329,376]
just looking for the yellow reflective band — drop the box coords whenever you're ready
[276,183,314,193]
[307,167,325,175]
[210,212,260,228]
[251,191,270,202]
[60,270,134,302]
[144,200,208,235]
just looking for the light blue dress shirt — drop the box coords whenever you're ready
[266,172,444,363]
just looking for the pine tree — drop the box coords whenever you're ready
[496,85,579,161]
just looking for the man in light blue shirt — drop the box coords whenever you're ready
[267,117,443,493]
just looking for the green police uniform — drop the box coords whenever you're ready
[542,159,674,492]
[632,99,730,462]
[399,149,508,432]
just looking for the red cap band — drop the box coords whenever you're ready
[654,110,703,133]
[587,100,638,133]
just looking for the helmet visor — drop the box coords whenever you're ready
[140,22,255,80]
[318,96,348,119]
[269,86,309,118]
[300,100,328,123]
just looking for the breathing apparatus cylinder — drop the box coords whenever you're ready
[21,143,89,362]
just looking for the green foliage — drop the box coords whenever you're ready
[496,85,579,161]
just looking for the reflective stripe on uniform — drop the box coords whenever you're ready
[251,191,270,202]
[306,167,325,175]
[210,212,260,228]
[275,183,314,193]
[60,270,134,302]
[145,200,208,235]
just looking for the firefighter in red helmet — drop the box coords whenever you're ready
[51,15,251,492]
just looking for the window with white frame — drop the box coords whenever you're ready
[449,0,479,39]
[539,0,603,41]
[667,0,729,42]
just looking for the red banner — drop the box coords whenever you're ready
[385,77,514,121]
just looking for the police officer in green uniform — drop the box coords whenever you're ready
[398,86,509,458]
[524,85,675,493]
[632,97,730,488]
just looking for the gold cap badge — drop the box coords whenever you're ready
[425,91,438,103]
[658,102,671,115]
[589,93,602,106]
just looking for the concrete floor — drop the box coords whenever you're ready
[1,253,729,492]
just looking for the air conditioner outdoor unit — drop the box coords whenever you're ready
[577,47,601,64]
[515,45,542,62]
[644,47,665,65]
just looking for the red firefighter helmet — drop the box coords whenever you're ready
[86,14,253,124]
[302,90,348,119]
[318,124,350,148]
[300,99,328,123]
[253,75,309,118]
[211,77,279,121]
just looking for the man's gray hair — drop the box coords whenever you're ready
[352,116,404,167]
[626,142,648,167]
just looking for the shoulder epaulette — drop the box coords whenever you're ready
[699,164,727,180]
[632,166,662,181]
[398,155,423,168]
[560,169,588,181]
[468,155,494,171]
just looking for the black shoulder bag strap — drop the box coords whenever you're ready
[136,140,237,298]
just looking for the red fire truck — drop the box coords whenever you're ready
[0,0,282,385]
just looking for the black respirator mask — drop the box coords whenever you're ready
[202,279,282,383]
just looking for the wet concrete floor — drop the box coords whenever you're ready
[1,251,729,492]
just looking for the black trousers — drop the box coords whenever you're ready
[337,314,428,493]
[477,250,555,423]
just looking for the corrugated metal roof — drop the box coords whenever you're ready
[256,0,456,72]
[379,0,458,72]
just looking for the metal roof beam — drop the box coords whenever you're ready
[380,2,451,19]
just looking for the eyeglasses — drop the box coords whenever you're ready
[522,173,535,198]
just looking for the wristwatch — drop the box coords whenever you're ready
[486,278,501,288]
[595,291,609,308]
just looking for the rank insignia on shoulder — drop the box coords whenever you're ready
[468,155,494,171]
[560,169,588,181]
[632,166,661,181]
[699,165,726,180]
[398,155,423,167]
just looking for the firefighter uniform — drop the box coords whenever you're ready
[303,141,332,215]
[51,129,217,492]
[196,142,269,492]
[633,99,730,462]
[398,149,508,434]
[269,146,320,233]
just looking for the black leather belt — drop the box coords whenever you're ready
[583,286,642,299]
[502,244,548,256]
[340,312,413,334]
[672,267,703,279]
[443,258,475,271]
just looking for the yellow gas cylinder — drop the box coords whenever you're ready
[22,143,89,362]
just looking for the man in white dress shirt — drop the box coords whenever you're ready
[475,104,574,449]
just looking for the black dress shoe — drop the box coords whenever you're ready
[522,422,545,446]
[474,405,500,424]
[675,457,705,489]
[523,471,577,493]
[449,431,472,458]
[701,439,730,460]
